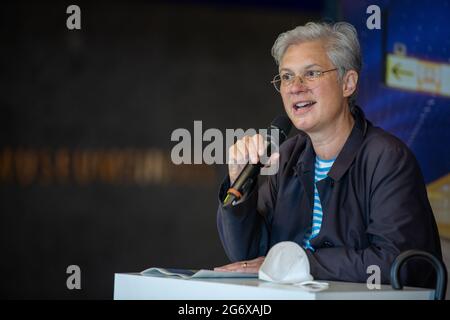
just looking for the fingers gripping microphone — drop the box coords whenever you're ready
[223,115,292,207]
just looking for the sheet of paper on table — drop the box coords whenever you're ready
[140,267,258,280]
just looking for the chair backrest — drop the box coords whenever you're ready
[390,249,448,300]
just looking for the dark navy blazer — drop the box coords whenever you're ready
[217,106,442,288]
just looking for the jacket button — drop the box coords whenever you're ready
[323,241,334,248]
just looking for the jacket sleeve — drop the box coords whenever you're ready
[216,173,277,262]
[306,143,441,288]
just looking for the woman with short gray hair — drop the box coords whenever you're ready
[271,22,362,109]
[215,21,441,289]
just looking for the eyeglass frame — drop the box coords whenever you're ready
[271,68,338,92]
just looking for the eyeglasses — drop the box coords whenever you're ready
[271,68,338,92]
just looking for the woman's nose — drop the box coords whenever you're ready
[289,75,308,93]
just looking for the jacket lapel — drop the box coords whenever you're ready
[328,106,368,182]
[296,137,316,212]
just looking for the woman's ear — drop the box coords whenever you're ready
[342,70,358,98]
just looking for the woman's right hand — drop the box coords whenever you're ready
[228,134,279,184]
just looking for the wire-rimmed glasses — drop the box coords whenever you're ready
[271,68,338,92]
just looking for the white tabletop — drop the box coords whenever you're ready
[114,273,434,300]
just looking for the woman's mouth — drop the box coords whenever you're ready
[292,101,316,115]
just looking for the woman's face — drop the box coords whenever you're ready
[279,40,352,134]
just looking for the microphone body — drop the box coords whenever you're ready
[223,115,292,207]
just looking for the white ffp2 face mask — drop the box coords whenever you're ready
[258,241,329,292]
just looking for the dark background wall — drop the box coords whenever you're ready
[0,1,323,299]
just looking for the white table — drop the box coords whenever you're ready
[114,273,434,300]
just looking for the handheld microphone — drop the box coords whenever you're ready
[223,115,292,207]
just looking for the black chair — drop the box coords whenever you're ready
[390,250,447,300]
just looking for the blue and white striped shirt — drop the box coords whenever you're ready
[302,156,335,251]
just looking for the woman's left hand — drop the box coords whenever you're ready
[214,256,265,273]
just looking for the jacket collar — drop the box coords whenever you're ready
[295,105,369,182]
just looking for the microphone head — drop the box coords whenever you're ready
[270,114,292,141]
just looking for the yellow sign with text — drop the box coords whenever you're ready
[386,54,450,97]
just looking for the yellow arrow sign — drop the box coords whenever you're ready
[386,54,450,97]
[392,63,414,79]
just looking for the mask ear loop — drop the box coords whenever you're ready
[294,280,329,292]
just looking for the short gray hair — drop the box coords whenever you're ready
[271,21,361,108]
